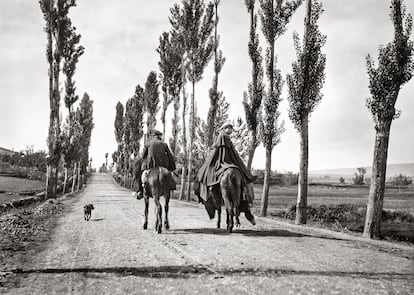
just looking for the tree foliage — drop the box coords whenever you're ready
[243,0,265,163]
[232,117,250,163]
[144,71,160,136]
[125,85,145,157]
[206,0,226,148]
[259,60,285,151]
[212,94,230,140]
[259,0,303,45]
[157,31,183,140]
[365,0,414,128]
[352,167,367,185]
[114,102,124,146]
[287,0,326,130]
[62,17,84,115]
[390,174,413,186]
[76,93,94,172]
[114,101,124,169]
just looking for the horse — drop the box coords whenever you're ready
[141,166,174,233]
[195,167,256,233]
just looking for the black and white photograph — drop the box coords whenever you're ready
[1,0,413,294]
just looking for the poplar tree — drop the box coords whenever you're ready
[77,93,94,175]
[182,0,215,201]
[126,85,145,158]
[243,0,265,171]
[206,0,226,149]
[363,0,413,239]
[157,32,183,145]
[169,4,187,199]
[258,0,302,216]
[114,102,124,171]
[61,23,84,193]
[39,0,78,197]
[144,71,160,140]
[287,0,326,224]
[123,103,132,186]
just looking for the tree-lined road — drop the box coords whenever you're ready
[6,173,414,294]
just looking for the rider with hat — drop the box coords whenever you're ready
[196,122,256,205]
[136,129,176,199]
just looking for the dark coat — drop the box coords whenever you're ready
[196,131,256,186]
[141,139,176,171]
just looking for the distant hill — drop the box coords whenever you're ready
[0,147,15,156]
[310,163,414,177]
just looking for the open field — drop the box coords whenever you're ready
[249,184,414,243]
[0,176,44,204]
[251,184,414,214]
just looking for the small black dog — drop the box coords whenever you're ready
[84,204,94,221]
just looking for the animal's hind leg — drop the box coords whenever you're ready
[226,208,234,233]
[164,190,170,230]
[217,206,221,229]
[222,191,234,233]
[154,195,162,234]
[143,196,149,230]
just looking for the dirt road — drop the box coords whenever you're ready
[3,173,414,294]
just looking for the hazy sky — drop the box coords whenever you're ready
[1,0,413,172]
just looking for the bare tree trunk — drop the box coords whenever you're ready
[45,164,50,197]
[247,129,257,171]
[77,161,81,191]
[161,92,168,142]
[171,94,180,157]
[295,116,309,224]
[260,147,272,217]
[180,76,188,200]
[63,166,68,194]
[71,162,77,193]
[186,80,196,202]
[45,0,54,199]
[363,121,391,239]
[180,166,186,201]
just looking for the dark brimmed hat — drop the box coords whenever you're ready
[221,122,234,130]
[153,130,163,136]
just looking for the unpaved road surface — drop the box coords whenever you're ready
[2,173,413,294]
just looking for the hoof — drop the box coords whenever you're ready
[164,222,170,230]
[245,211,256,225]
[143,223,148,230]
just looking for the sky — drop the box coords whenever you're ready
[0,0,413,172]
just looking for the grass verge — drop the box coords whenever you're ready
[0,194,77,291]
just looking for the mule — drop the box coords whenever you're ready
[195,167,256,233]
[220,167,242,233]
[141,166,174,233]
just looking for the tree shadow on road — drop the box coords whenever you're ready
[169,228,344,240]
[10,266,414,280]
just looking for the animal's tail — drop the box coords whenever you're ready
[230,168,241,216]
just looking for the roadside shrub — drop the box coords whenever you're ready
[390,174,413,186]
[280,204,414,224]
